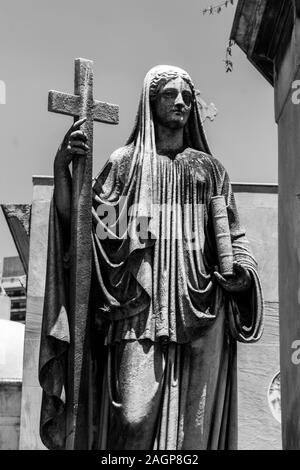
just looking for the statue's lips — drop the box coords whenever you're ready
[172,110,185,116]
[171,110,186,121]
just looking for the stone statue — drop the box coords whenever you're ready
[39,65,264,450]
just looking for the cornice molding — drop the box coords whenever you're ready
[231,0,294,85]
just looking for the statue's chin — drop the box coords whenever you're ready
[163,118,186,130]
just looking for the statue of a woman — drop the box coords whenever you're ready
[39,65,263,450]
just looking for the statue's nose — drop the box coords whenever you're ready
[174,92,185,106]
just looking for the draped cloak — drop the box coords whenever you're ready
[38,66,264,450]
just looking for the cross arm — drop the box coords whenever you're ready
[49,90,119,124]
[93,100,119,124]
[48,91,81,117]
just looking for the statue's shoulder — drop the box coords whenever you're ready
[186,148,227,175]
[93,144,134,188]
[108,143,135,166]
[105,143,135,184]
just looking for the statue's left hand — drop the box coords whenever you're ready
[214,261,251,293]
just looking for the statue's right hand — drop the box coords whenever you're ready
[54,117,89,169]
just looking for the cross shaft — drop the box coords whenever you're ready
[47,57,119,450]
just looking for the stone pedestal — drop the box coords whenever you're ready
[19,176,53,450]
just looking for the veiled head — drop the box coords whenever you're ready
[147,65,195,130]
[152,76,193,130]
[147,65,195,100]
[127,65,211,156]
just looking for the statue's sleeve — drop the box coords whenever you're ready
[92,144,131,202]
[38,198,70,449]
[220,169,264,343]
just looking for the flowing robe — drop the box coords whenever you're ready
[39,144,263,450]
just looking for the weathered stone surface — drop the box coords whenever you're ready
[0,382,22,417]
[230,0,292,85]
[1,204,31,235]
[278,94,300,449]
[19,178,53,450]
[237,302,280,450]
[233,0,300,450]
[48,59,119,125]
[48,58,119,449]
[231,1,300,449]
[234,188,280,449]
[0,382,21,450]
[234,191,278,302]
[93,99,119,124]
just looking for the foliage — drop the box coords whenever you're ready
[224,39,234,72]
[202,0,235,15]
[202,1,235,72]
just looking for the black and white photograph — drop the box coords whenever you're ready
[0,0,296,456]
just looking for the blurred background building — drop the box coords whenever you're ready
[1,256,26,323]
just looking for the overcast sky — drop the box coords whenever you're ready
[0,0,277,261]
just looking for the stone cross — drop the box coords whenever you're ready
[48,58,119,449]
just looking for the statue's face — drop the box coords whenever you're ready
[152,77,193,129]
